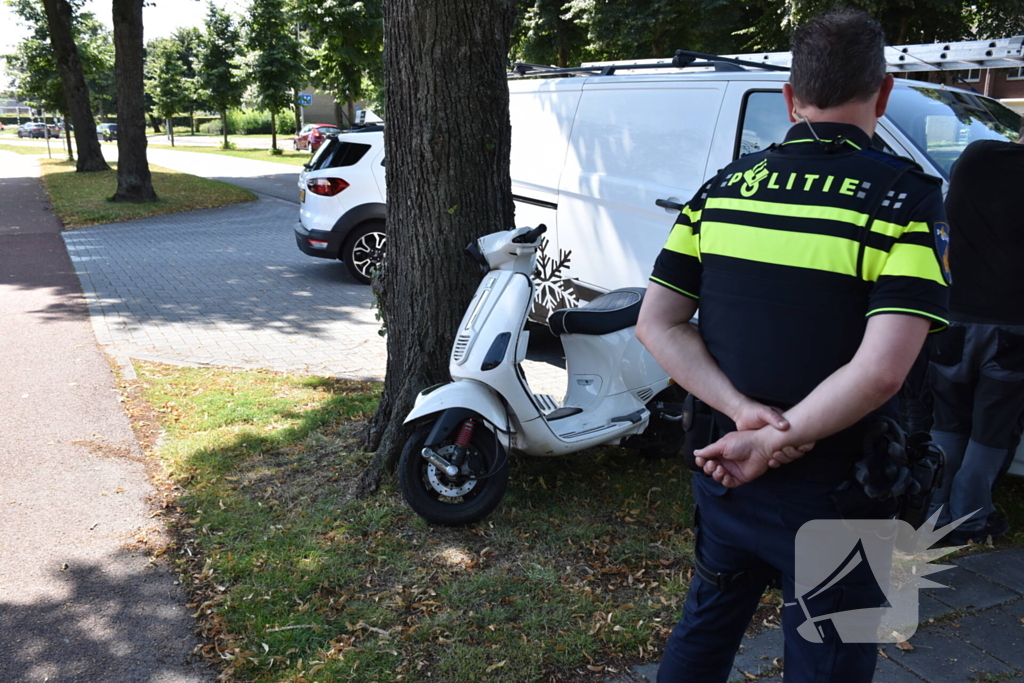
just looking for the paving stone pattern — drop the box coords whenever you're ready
[62,198,568,398]
[611,549,1024,682]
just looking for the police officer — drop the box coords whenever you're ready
[635,11,948,683]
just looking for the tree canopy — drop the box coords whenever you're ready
[293,0,383,116]
[241,0,304,148]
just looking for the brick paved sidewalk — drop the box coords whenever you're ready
[62,196,568,395]
[612,548,1024,682]
[63,198,388,379]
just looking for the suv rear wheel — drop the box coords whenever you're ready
[342,220,386,284]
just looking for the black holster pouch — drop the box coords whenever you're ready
[832,417,945,547]
[682,394,715,472]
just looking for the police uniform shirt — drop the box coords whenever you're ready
[651,122,949,471]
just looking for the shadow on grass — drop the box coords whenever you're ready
[138,364,696,682]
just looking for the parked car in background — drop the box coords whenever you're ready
[17,122,49,138]
[47,124,62,138]
[97,123,118,141]
[293,123,340,153]
[294,130,386,283]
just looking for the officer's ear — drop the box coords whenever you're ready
[783,84,799,123]
[875,74,895,118]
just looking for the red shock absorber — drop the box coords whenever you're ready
[454,419,476,447]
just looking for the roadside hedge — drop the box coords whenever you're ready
[198,108,296,135]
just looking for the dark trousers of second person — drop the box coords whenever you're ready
[929,321,1024,533]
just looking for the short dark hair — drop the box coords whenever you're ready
[790,10,887,109]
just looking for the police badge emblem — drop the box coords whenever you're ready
[934,221,952,284]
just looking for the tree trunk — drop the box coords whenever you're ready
[346,100,356,128]
[190,110,195,135]
[111,0,157,203]
[270,109,277,150]
[222,107,229,148]
[355,0,517,496]
[293,89,302,134]
[41,0,109,172]
[63,110,74,161]
[169,117,175,147]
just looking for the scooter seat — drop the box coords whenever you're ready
[548,287,645,336]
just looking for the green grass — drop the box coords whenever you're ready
[133,363,697,682]
[146,143,312,166]
[0,143,49,155]
[39,159,256,229]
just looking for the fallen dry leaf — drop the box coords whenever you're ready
[586,664,605,672]
[896,641,914,652]
[486,660,507,672]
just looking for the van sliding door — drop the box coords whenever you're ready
[555,80,725,302]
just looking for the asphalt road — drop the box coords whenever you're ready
[0,151,211,682]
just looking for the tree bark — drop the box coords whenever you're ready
[355,0,517,496]
[63,110,74,161]
[111,0,157,203]
[222,107,229,148]
[293,89,302,134]
[41,0,109,172]
[270,109,277,150]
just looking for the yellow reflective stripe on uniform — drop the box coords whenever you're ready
[870,219,930,240]
[867,307,948,326]
[704,197,869,227]
[700,221,858,275]
[650,277,699,300]
[879,242,946,285]
[664,222,701,259]
[681,206,702,224]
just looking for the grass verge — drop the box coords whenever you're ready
[127,362,704,682]
[39,159,256,229]
[146,144,312,167]
[0,143,50,155]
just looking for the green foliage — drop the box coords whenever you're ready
[293,0,383,111]
[198,2,247,120]
[241,0,304,132]
[4,1,115,118]
[197,108,293,135]
[145,38,190,121]
[511,0,1024,66]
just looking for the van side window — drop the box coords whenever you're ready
[737,90,896,158]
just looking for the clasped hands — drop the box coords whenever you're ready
[693,399,814,488]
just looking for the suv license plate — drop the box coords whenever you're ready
[299,188,306,202]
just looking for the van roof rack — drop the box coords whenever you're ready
[510,50,789,77]
[722,36,1024,73]
[511,37,1024,79]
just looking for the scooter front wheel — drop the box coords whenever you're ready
[398,421,509,526]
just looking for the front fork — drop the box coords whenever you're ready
[422,418,476,476]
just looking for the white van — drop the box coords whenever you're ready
[296,59,1021,308]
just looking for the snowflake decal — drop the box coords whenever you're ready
[531,237,578,321]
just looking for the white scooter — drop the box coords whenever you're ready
[398,225,686,526]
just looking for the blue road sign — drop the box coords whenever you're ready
[298,94,313,106]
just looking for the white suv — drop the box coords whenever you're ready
[295,128,387,283]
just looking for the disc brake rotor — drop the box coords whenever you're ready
[425,445,478,498]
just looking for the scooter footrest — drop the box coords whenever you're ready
[546,407,583,421]
[611,409,645,424]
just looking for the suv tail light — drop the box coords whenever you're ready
[306,177,349,197]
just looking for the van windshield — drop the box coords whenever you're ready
[885,84,1021,178]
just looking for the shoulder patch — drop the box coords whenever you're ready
[934,221,952,285]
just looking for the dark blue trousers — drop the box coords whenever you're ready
[658,473,882,683]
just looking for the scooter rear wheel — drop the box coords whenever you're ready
[398,422,509,526]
